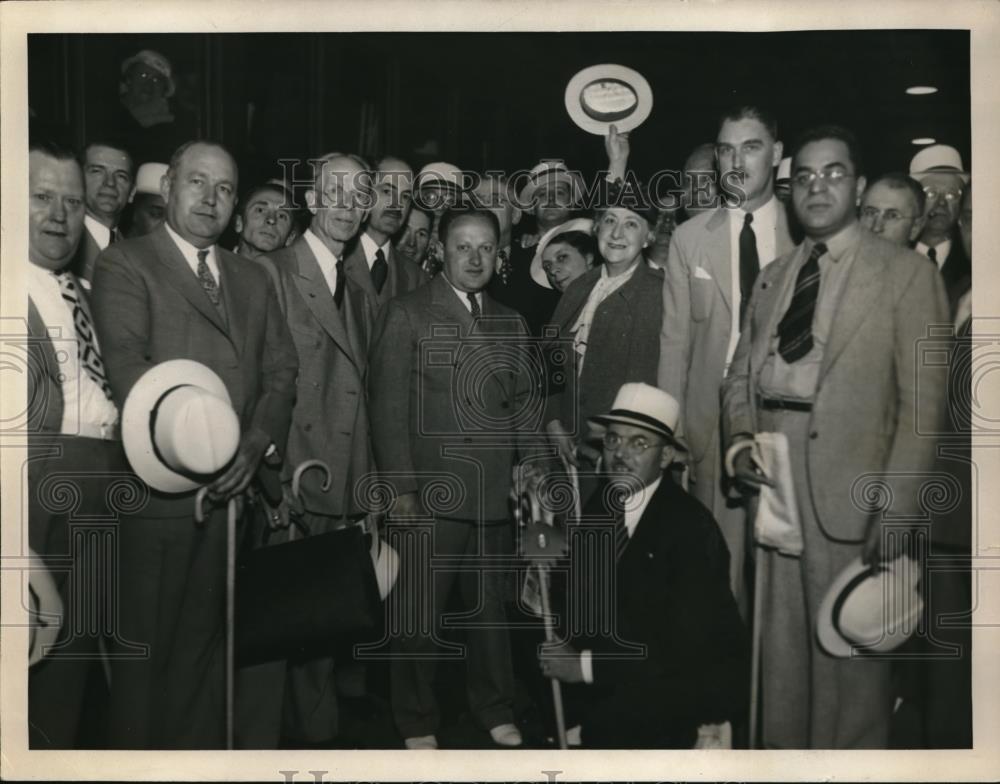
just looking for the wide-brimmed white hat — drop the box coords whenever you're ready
[589,382,686,451]
[909,144,970,184]
[816,555,923,658]
[122,360,241,493]
[565,63,653,136]
[121,49,176,97]
[131,162,168,200]
[516,160,585,210]
[530,217,594,288]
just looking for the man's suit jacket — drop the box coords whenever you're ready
[69,225,102,286]
[659,204,794,462]
[257,237,371,517]
[571,476,749,748]
[368,274,530,522]
[545,260,663,440]
[91,223,298,514]
[938,238,972,318]
[342,235,429,345]
[721,230,949,542]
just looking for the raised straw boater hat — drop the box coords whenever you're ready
[122,359,241,493]
[564,63,653,136]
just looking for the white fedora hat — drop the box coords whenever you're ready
[530,217,594,289]
[589,382,686,451]
[565,63,653,136]
[122,360,241,493]
[516,160,586,210]
[28,548,63,667]
[816,555,923,658]
[908,144,970,184]
[130,162,168,201]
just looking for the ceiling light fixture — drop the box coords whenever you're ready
[911,137,937,145]
[906,86,939,95]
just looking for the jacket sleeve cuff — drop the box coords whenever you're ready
[724,435,756,478]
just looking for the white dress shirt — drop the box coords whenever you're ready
[581,475,663,683]
[164,221,221,282]
[916,239,952,270]
[444,276,482,314]
[726,196,780,369]
[84,214,113,251]
[302,228,341,295]
[27,263,119,438]
[359,232,392,271]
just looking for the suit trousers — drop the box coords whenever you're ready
[757,407,893,749]
[689,424,750,621]
[390,517,515,738]
[28,436,127,748]
[108,502,228,749]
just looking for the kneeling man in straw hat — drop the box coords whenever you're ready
[539,382,749,749]
[92,139,298,749]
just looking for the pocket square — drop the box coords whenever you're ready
[694,265,713,280]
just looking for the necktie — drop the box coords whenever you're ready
[927,246,938,264]
[777,242,827,363]
[57,272,113,399]
[467,291,481,318]
[739,212,760,327]
[196,249,222,311]
[371,248,388,294]
[333,258,345,309]
[608,484,629,561]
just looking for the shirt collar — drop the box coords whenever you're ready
[359,232,390,264]
[625,475,662,506]
[84,214,112,249]
[164,221,215,262]
[804,221,861,263]
[304,228,340,270]
[443,275,481,310]
[729,194,778,224]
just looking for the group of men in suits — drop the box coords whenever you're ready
[25,101,970,751]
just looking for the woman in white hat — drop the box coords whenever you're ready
[530,218,597,293]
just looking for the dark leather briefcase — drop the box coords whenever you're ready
[235,525,383,665]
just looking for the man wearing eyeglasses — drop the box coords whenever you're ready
[721,125,948,749]
[659,105,795,620]
[858,173,926,247]
[539,382,748,748]
[909,144,971,315]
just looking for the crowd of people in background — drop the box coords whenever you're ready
[25,49,972,753]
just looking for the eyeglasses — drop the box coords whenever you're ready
[602,432,659,457]
[922,187,962,202]
[860,206,917,224]
[791,168,854,188]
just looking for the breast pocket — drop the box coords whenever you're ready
[690,276,715,322]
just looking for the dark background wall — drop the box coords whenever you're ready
[28,30,970,186]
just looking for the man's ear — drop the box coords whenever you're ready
[511,205,523,227]
[772,140,784,168]
[159,173,171,204]
[234,214,244,234]
[659,445,675,470]
[305,188,319,216]
[909,214,927,244]
[854,175,868,206]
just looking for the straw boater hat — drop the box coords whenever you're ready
[122,360,241,493]
[414,161,463,193]
[564,63,653,136]
[530,217,594,288]
[908,144,970,184]
[816,555,923,658]
[130,162,168,202]
[589,382,687,452]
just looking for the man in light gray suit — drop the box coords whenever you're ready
[237,152,374,748]
[658,106,793,616]
[721,125,948,748]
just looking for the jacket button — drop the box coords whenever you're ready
[810,431,819,440]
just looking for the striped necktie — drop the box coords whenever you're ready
[608,483,630,561]
[776,242,827,363]
[467,291,481,318]
[56,272,113,399]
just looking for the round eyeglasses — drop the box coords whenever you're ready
[602,432,659,457]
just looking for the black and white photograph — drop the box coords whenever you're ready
[1,0,998,780]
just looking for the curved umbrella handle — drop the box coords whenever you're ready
[194,486,212,525]
[291,459,332,504]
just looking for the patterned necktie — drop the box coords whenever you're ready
[196,249,222,311]
[608,484,629,561]
[334,257,346,309]
[371,248,388,294]
[739,212,760,327]
[777,242,828,363]
[496,248,511,286]
[57,272,113,399]
[467,291,481,318]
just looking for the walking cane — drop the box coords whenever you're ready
[537,553,568,750]
[289,459,332,541]
[748,546,765,749]
[194,486,239,750]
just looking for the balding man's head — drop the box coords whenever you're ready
[163,141,238,248]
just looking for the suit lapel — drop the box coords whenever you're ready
[750,248,801,379]
[151,226,229,336]
[820,233,884,378]
[291,240,359,368]
[344,239,378,304]
[557,268,600,332]
[429,274,474,329]
[704,208,733,314]
[775,204,795,257]
[217,250,248,355]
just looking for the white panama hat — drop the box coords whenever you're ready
[565,63,653,136]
